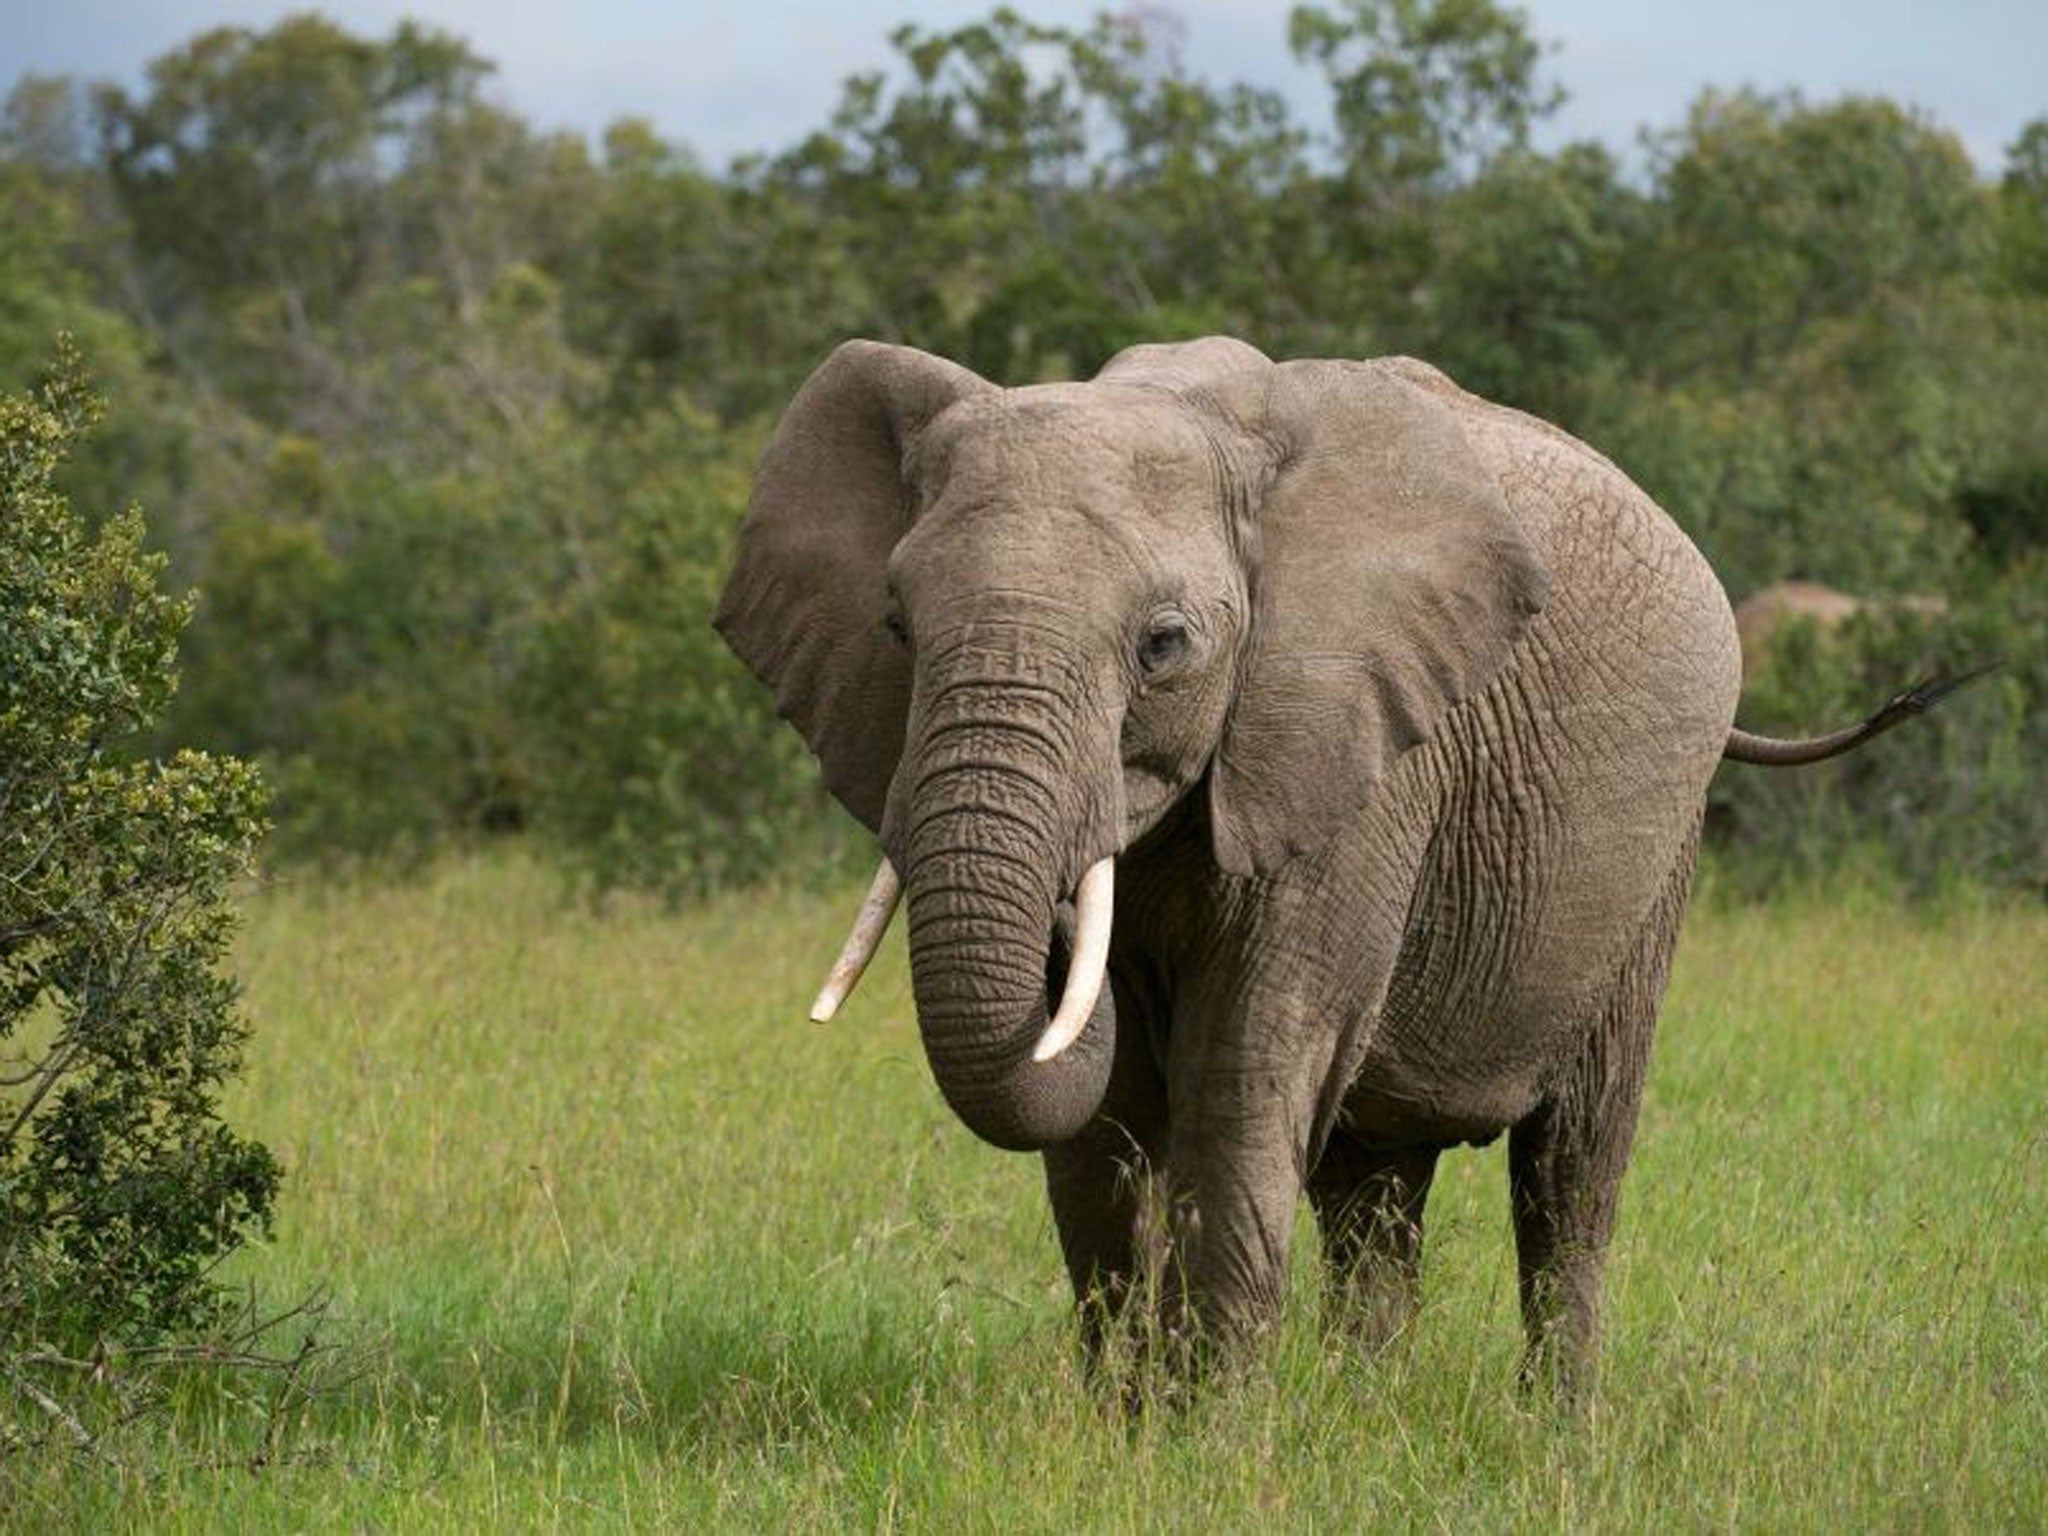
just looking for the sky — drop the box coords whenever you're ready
[2,1,2042,176]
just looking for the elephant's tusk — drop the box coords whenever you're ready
[809,860,902,1022]
[1032,857,1114,1064]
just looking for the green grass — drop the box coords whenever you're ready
[6,856,2045,1529]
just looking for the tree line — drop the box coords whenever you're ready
[3,3,2043,894]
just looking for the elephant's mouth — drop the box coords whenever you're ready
[805,854,1114,1066]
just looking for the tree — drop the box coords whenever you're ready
[1,348,276,1401]
[754,9,1322,383]
[0,78,144,400]
[1287,0,1562,340]
[1289,0,1560,190]
[1601,92,1988,594]
[91,15,497,434]
[1425,140,1644,422]
[1993,117,2048,296]
[1642,91,1984,383]
[93,16,490,319]
[0,5,2031,898]
[763,8,1093,376]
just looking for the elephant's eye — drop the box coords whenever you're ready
[1137,618,1190,676]
[882,609,909,649]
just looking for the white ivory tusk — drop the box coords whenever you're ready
[808,860,902,1022]
[1031,857,1115,1063]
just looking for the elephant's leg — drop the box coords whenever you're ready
[1042,1113,1165,1363]
[1508,834,1696,1395]
[1155,1076,1313,1370]
[1307,1134,1439,1350]
[1041,978,1168,1364]
[1146,864,1417,1378]
[1157,1161,1300,1370]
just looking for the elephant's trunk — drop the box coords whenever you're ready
[898,709,1116,1152]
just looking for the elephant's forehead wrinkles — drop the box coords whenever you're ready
[935,426,1221,539]
[915,463,1161,565]
[901,392,1243,640]
[941,434,1124,510]
[910,486,1198,608]
[936,390,1208,490]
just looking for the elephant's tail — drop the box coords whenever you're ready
[1723,664,1999,766]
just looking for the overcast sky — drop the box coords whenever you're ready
[3,1,2042,175]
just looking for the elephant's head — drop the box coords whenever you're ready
[715,338,1547,1151]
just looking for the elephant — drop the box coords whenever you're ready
[714,337,1970,1390]
[1733,579,1947,683]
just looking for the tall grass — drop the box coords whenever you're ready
[6,855,2044,1529]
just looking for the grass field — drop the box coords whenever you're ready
[6,856,2045,1530]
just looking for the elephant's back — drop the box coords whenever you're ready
[1383,358,1741,746]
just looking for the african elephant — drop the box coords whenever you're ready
[714,337,1963,1389]
[1733,579,1947,683]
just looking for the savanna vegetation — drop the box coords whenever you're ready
[2,0,2044,1520]
[1,859,2043,1525]
[0,1,2042,895]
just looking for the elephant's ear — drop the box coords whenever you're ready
[1208,359,1550,877]
[714,340,992,833]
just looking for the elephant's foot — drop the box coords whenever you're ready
[1512,1263,1603,1404]
[1071,1227,1290,1415]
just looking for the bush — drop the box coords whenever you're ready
[163,398,847,894]
[1,348,277,1408]
[1711,558,2047,896]
[518,403,852,896]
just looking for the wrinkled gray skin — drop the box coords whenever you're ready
[716,337,1747,1390]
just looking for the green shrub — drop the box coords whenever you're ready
[518,403,853,897]
[1,349,277,1387]
[1711,558,2046,896]
[162,396,848,895]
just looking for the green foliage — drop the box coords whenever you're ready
[0,83,118,385]
[1643,92,1983,376]
[1714,561,2048,897]
[163,392,829,890]
[0,8,2038,895]
[0,349,277,1368]
[1425,141,1643,421]
[1288,0,1561,189]
[1287,0,1562,334]
[1993,117,2048,295]
[516,407,837,896]
[94,16,490,332]
[1592,93,1992,594]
